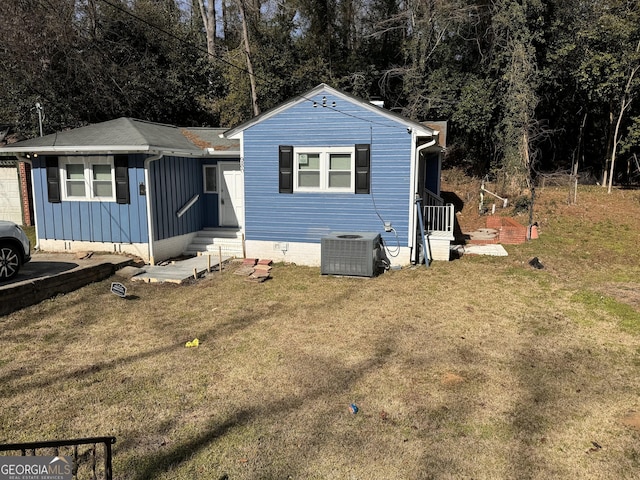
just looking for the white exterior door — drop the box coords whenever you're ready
[219,162,243,227]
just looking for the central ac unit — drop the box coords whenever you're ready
[321,232,383,277]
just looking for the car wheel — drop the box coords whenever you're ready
[0,244,21,280]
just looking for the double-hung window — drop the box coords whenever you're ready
[294,147,354,192]
[61,156,116,201]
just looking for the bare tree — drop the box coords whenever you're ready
[607,39,640,193]
[236,0,260,116]
[197,0,216,56]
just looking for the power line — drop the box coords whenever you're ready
[96,0,255,78]
[96,0,415,131]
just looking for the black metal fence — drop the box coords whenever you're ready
[0,436,116,480]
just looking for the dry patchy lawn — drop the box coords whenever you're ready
[1,185,640,479]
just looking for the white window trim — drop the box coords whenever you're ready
[293,146,355,193]
[60,156,116,202]
[203,165,218,193]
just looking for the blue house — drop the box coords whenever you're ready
[224,83,453,266]
[6,84,454,266]
[7,118,242,263]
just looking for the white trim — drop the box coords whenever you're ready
[218,161,244,229]
[144,153,163,264]
[59,155,116,202]
[408,132,418,252]
[11,146,207,156]
[409,138,439,253]
[224,84,436,139]
[238,134,245,239]
[293,146,355,193]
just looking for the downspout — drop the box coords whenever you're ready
[144,153,164,265]
[410,138,437,261]
[16,154,36,250]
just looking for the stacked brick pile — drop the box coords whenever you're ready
[235,258,273,282]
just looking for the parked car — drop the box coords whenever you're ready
[0,220,31,280]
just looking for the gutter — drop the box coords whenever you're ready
[143,153,164,264]
[408,137,438,254]
[12,145,206,157]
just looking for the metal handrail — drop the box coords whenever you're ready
[176,193,200,218]
[422,188,444,207]
[0,436,116,480]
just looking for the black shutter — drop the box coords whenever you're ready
[279,145,293,193]
[46,156,61,203]
[114,154,130,204]
[355,144,370,194]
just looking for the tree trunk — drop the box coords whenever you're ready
[237,0,260,117]
[607,40,640,193]
[197,0,216,57]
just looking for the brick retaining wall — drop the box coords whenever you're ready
[486,216,528,244]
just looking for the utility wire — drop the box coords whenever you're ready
[96,0,417,130]
[96,0,252,77]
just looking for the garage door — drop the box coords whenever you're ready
[0,165,22,224]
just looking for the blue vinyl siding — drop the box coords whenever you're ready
[243,92,414,245]
[32,155,148,243]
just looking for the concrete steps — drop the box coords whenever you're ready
[184,228,244,258]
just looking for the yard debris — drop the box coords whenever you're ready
[246,269,270,283]
[529,257,544,269]
[234,265,255,276]
[253,264,272,272]
[235,259,272,282]
[76,251,94,260]
[586,441,602,454]
[185,338,199,348]
[349,403,359,414]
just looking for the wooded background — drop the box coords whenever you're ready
[1,0,639,192]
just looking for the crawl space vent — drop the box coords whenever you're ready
[321,232,382,277]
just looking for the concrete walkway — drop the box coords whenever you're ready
[131,254,231,283]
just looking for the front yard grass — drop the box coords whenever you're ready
[1,185,640,479]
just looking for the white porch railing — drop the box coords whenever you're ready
[423,204,455,234]
[420,189,454,234]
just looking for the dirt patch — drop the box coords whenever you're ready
[621,412,640,430]
[597,283,640,311]
[441,372,465,386]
